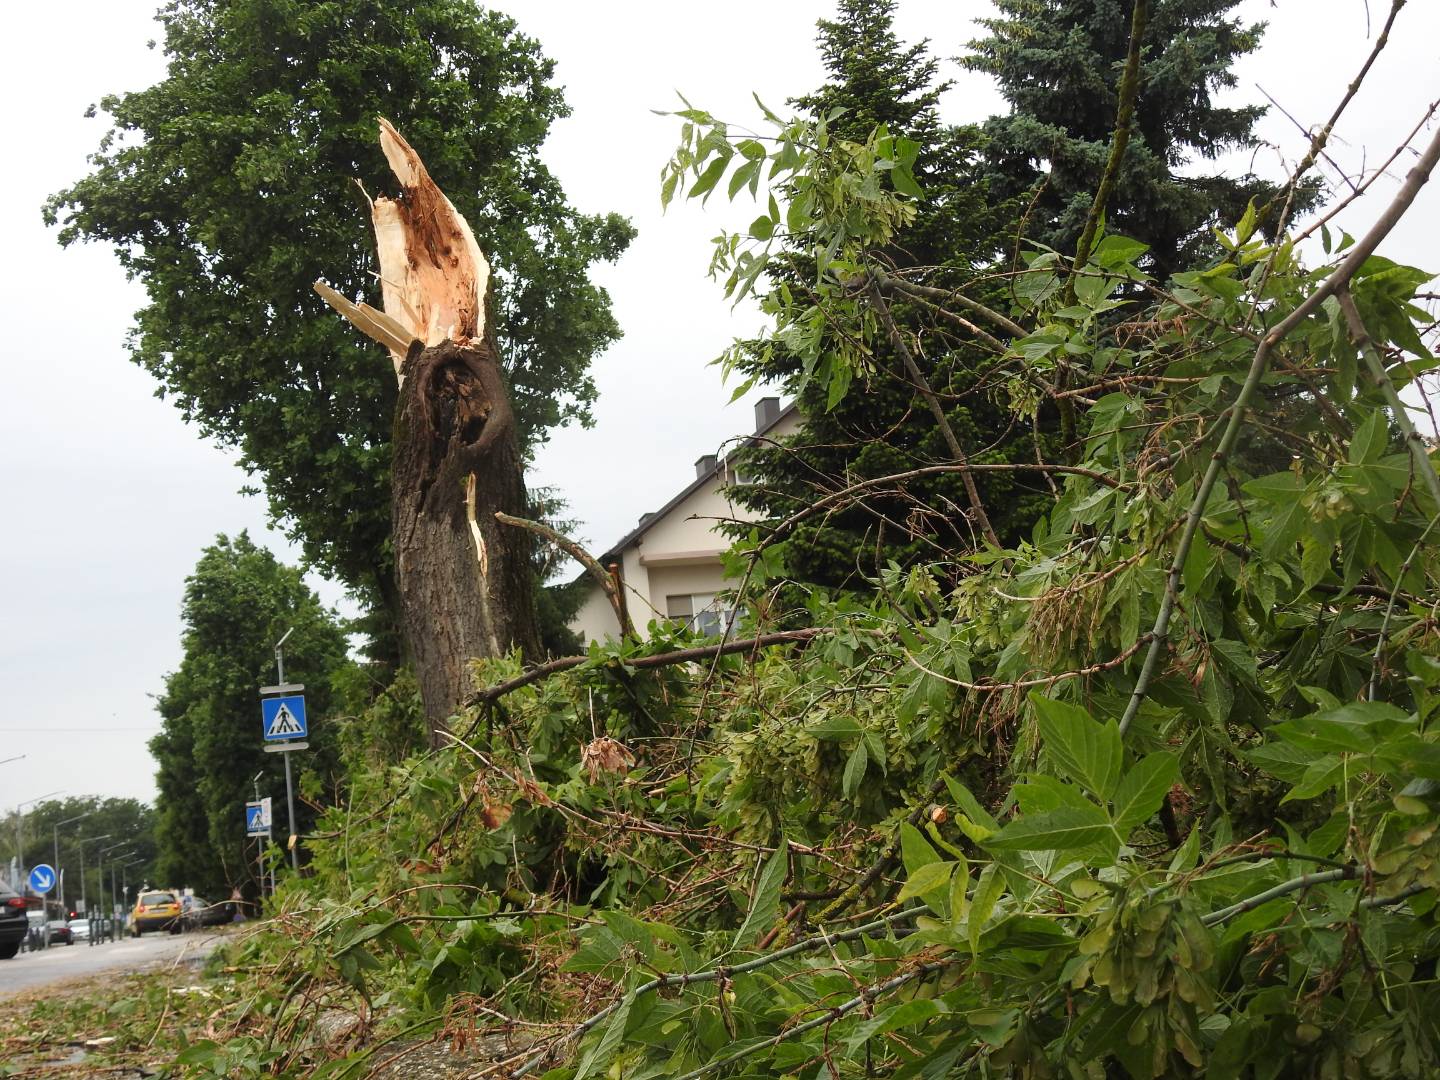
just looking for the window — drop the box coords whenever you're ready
[666,593,740,639]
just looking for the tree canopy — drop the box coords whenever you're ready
[44,0,634,634]
[150,532,350,897]
[5,796,157,913]
[967,0,1312,280]
[726,0,1044,597]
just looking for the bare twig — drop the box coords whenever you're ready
[865,274,1002,548]
[494,511,632,636]
[467,629,831,705]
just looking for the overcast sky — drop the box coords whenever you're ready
[2,0,1437,811]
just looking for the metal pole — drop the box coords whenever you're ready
[76,834,110,919]
[53,811,94,914]
[283,752,299,873]
[275,631,300,874]
[13,789,63,893]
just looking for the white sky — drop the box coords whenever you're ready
[1,0,1437,808]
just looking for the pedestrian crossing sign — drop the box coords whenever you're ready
[261,695,308,741]
[246,798,272,836]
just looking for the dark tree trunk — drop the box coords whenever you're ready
[315,119,542,744]
[391,337,540,743]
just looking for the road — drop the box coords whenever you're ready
[0,930,223,998]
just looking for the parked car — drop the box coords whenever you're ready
[70,919,91,942]
[182,896,232,929]
[47,919,74,945]
[0,879,26,959]
[131,891,183,935]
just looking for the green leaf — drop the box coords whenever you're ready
[748,214,774,241]
[1273,701,1412,754]
[897,860,954,903]
[1235,197,1259,244]
[1348,408,1387,465]
[688,155,729,201]
[842,739,868,798]
[967,864,1005,955]
[809,715,863,740]
[1112,752,1181,830]
[942,774,999,831]
[900,821,941,874]
[843,998,947,1050]
[573,992,633,1080]
[1281,755,1345,803]
[985,803,1113,852]
[890,164,923,198]
[732,840,787,948]
[1031,692,1122,798]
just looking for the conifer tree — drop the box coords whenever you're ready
[967,0,1310,280]
[727,0,1044,596]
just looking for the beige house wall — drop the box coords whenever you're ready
[566,403,802,645]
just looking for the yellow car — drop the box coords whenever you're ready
[131,890,182,935]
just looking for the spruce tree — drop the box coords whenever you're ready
[728,0,1045,597]
[967,0,1310,281]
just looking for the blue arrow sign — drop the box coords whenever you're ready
[261,695,308,741]
[28,864,56,895]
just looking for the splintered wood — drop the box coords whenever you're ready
[314,117,491,381]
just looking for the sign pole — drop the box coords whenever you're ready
[274,630,300,873]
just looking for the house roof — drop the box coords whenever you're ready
[584,399,797,570]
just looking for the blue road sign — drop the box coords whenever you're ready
[261,695,308,741]
[245,798,271,836]
[28,864,56,895]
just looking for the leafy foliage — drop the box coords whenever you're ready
[44,0,634,635]
[151,533,350,898]
[966,0,1319,280]
[4,796,158,912]
[44,16,1440,1080]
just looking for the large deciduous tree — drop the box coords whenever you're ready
[150,533,349,898]
[44,0,634,652]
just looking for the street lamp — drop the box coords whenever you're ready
[75,834,112,917]
[12,789,64,887]
[53,810,95,913]
[97,842,132,920]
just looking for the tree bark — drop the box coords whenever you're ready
[392,337,539,741]
[316,119,540,743]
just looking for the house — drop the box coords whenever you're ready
[568,397,800,643]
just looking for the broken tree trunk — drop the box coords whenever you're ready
[317,119,539,744]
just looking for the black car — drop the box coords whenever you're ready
[181,896,233,929]
[0,878,27,959]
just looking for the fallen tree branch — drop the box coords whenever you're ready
[509,905,932,1077]
[866,273,1003,549]
[467,628,831,705]
[494,511,632,636]
[755,462,1124,556]
[1118,119,1440,737]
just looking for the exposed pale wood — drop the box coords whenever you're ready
[372,117,491,369]
[312,280,416,372]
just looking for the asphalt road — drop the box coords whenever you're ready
[0,930,223,998]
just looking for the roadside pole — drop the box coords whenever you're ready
[53,810,94,916]
[76,833,111,940]
[259,627,308,875]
